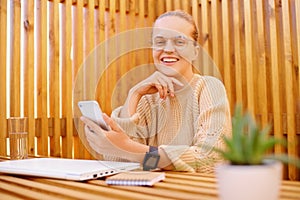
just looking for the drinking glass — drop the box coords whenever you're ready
[8,117,28,160]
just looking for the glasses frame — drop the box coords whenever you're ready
[151,35,197,51]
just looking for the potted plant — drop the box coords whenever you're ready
[213,105,300,200]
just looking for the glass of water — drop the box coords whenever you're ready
[8,117,28,160]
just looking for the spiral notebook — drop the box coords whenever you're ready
[105,171,165,186]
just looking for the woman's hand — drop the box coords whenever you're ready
[131,71,183,100]
[120,71,184,117]
[80,114,132,157]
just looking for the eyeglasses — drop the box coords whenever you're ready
[152,35,196,51]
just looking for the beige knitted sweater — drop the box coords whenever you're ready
[111,74,232,173]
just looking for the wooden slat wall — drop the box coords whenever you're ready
[35,0,48,156]
[0,0,299,180]
[0,0,7,156]
[23,0,35,158]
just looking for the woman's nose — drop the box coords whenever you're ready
[163,39,175,52]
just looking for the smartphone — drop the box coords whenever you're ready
[77,100,110,131]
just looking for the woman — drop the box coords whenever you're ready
[81,10,232,173]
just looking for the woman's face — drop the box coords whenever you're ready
[152,16,198,80]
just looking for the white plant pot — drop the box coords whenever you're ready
[216,160,283,200]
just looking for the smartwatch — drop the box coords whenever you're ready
[142,146,160,171]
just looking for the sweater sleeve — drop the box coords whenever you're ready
[160,76,232,173]
[111,95,160,144]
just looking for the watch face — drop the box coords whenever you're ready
[145,155,158,166]
[143,152,160,171]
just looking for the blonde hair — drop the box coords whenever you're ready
[155,10,199,42]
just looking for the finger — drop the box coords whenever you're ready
[84,125,104,138]
[154,82,165,98]
[154,70,183,86]
[81,116,106,133]
[102,114,124,132]
[165,81,174,97]
[84,125,94,134]
[84,126,100,146]
[156,73,176,96]
[157,76,168,99]
[163,78,175,97]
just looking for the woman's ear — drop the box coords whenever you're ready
[191,45,200,61]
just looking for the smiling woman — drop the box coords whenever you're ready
[80,10,232,173]
[1,0,300,181]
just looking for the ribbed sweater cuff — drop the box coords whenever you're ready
[160,145,196,172]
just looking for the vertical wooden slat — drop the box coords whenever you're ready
[82,1,96,159]
[243,0,255,114]
[191,0,198,33]
[138,0,145,27]
[135,0,139,14]
[136,0,145,71]
[10,0,21,117]
[255,0,268,126]
[73,0,86,159]
[105,0,109,10]
[210,0,221,76]
[165,0,172,11]
[156,0,165,17]
[144,0,148,16]
[61,0,73,158]
[211,0,218,65]
[173,0,181,10]
[0,0,7,156]
[221,0,233,111]
[85,0,96,160]
[119,0,126,36]
[281,0,298,181]
[147,0,155,24]
[117,0,135,113]
[86,0,95,56]
[23,0,35,156]
[296,0,300,119]
[267,0,284,156]
[110,0,128,109]
[94,0,105,44]
[191,0,202,75]
[36,0,49,156]
[94,0,99,8]
[139,0,151,102]
[232,0,243,105]
[49,0,61,157]
[295,3,300,179]
[200,0,210,76]
[148,0,155,67]
[61,0,67,156]
[106,0,116,111]
[95,0,106,113]
[200,0,209,50]
[110,0,127,110]
[82,0,95,104]
[182,0,190,13]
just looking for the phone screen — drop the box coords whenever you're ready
[78,100,110,131]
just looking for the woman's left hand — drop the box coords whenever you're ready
[80,114,132,157]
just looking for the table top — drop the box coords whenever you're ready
[1,170,300,200]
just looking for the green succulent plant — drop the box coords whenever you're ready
[214,105,300,167]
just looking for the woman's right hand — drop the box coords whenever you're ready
[120,71,183,117]
[131,71,183,100]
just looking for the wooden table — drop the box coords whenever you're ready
[1,170,300,200]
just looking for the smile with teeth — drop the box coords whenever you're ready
[161,57,179,63]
